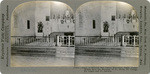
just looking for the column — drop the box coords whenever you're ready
[57,36,59,46]
[68,36,70,47]
[133,35,136,47]
[122,35,124,46]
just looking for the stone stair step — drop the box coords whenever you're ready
[75,46,121,56]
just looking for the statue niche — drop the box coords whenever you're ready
[38,21,43,33]
[103,21,109,32]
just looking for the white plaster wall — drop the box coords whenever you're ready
[11,1,74,37]
[116,2,139,32]
[101,2,116,36]
[11,2,36,36]
[76,2,101,36]
[75,2,139,37]
[35,1,74,36]
[11,1,139,37]
[35,2,51,36]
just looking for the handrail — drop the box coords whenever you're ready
[75,35,139,47]
[11,36,52,46]
[11,35,139,47]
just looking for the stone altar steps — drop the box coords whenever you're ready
[75,46,121,56]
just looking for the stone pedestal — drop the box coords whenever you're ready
[121,47,139,58]
[56,47,75,58]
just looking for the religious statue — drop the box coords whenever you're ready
[37,21,43,33]
[103,21,109,32]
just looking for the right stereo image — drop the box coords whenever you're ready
[75,1,139,67]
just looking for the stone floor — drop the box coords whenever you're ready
[74,55,138,67]
[11,54,74,67]
[11,54,138,67]
[11,45,139,67]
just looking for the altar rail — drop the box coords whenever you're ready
[75,35,139,47]
[11,35,139,47]
[11,36,51,46]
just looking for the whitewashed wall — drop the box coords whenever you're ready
[116,2,139,32]
[11,1,139,37]
[101,2,117,36]
[34,1,75,36]
[75,2,139,37]
[11,1,75,37]
[11,2,36,36]
[76,2,101,36]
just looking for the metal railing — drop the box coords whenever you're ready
[122,35,139,47]
[11,36,52,46]
[75,35,139,47]
[75,36,121,46]
[11,36,75,47]
[57,36,75,47]
[75,36,100,45]
[11,35,139,47]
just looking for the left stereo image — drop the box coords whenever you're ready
[11,1,75,67]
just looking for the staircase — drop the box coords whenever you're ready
[75,46,121,56]
[11,46,56,56]
[75,36,122,56]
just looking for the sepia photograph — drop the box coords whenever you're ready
[10,1,139,67]
[11,1,75,67]
[1,0,150,74]
[75,1,139,67]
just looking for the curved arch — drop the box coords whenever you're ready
[75,1,135,12]
[11,1,75,16]
[11,1,75,37]
[75,1,139,37]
